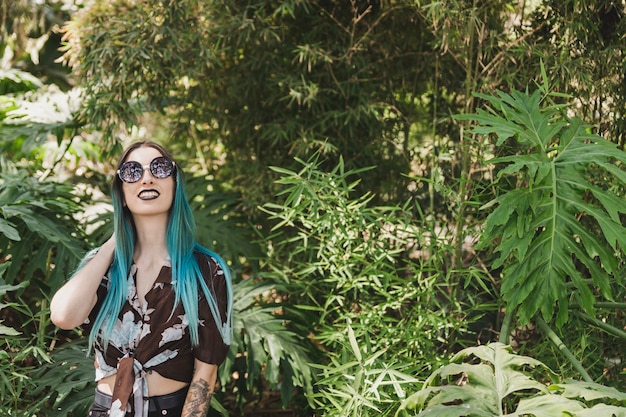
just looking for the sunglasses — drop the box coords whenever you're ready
[117,156,176,183]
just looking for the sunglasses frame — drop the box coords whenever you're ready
[117,156,176,184]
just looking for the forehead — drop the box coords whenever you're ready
[125,146,163,164]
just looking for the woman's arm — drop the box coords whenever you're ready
[50,236,115,329]
[182,360,218,417]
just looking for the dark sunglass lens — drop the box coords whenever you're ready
[150,157,173,178]
[119,161,143,183]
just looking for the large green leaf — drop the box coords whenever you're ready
[462,89,626,325]
[573,405,626,417]
[511,395,585,417]
[398,343,626,417]
[553,379,626,402]
[0,218,20,241]
[220,278,315,407]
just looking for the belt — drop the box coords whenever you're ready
[94,387,188,412]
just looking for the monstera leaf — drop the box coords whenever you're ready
[398,343,626,417]
[459,88,626,326]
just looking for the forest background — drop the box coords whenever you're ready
[1,0,626,416]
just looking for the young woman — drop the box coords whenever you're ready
[51,141,233,417]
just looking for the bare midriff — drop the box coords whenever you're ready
[97,371,189,396]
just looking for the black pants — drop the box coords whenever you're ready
[87,387,187,417]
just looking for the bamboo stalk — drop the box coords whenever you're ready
[535,316,593,383]
[499,307,514,345]
[593,302,626,309]
[573,311,626,341]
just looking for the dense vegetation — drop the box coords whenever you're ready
[1,0,625,416]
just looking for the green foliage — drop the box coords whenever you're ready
[0,68,84,176]
[0,88,81,162]
[0,171,89,414]
[61,0,221,140]
[3,0,626,415]
[502,0,626,144]
[0,282,28,336]
[398,342,626,417]
[310,322,419,417]
[222,278,315,410]
[261,155,406,323]
[185,175,263,271]
[0,27,98,415]
[459,87,626,327]
[0,171,86,290]
[22,340,95,417]
[0,68,42,94]
[60,0,433,208]
[0,281,54,416]
[261,153,490,414]
[0,0,73,88]
[0,282,24,336]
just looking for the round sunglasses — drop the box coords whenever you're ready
[117,156,176,183]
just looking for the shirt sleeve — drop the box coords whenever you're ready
[194,253,230,365]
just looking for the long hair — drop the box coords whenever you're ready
[84,141,233,350]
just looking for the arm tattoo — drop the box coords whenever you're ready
[182,378,213,417]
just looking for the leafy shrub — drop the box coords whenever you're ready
[0,172,86,290]
[220,278,316,413]
[27,340,95,417]
[260,155,491,415]
[0,169,90,415]
[398,342,626,417]
[461,87,626,328]
[310,322,418,417]
[0,282,36,415]
[458,84,626,384]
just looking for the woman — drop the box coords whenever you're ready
[51,141,233,417]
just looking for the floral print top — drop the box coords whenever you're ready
[83,252,230,417]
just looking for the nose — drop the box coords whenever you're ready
[140,166,154,183]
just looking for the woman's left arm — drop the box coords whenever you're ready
[182,360,218,417]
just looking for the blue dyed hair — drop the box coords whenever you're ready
[84,141,233,350]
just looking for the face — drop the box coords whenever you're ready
[120,146,175,218]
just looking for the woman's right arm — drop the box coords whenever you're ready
[50,236,115,330]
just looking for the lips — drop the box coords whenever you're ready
[138,189,160,200]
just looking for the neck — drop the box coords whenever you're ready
[132,213,169,263]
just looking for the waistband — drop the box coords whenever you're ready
[94,387,188,412]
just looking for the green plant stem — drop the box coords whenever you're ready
[572,311,626,341]
[499,307,514,345]
[593,302,626,309]
[535,316,593,383]
[429,54,439,215]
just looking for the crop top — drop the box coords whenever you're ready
[82,252,230,417]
